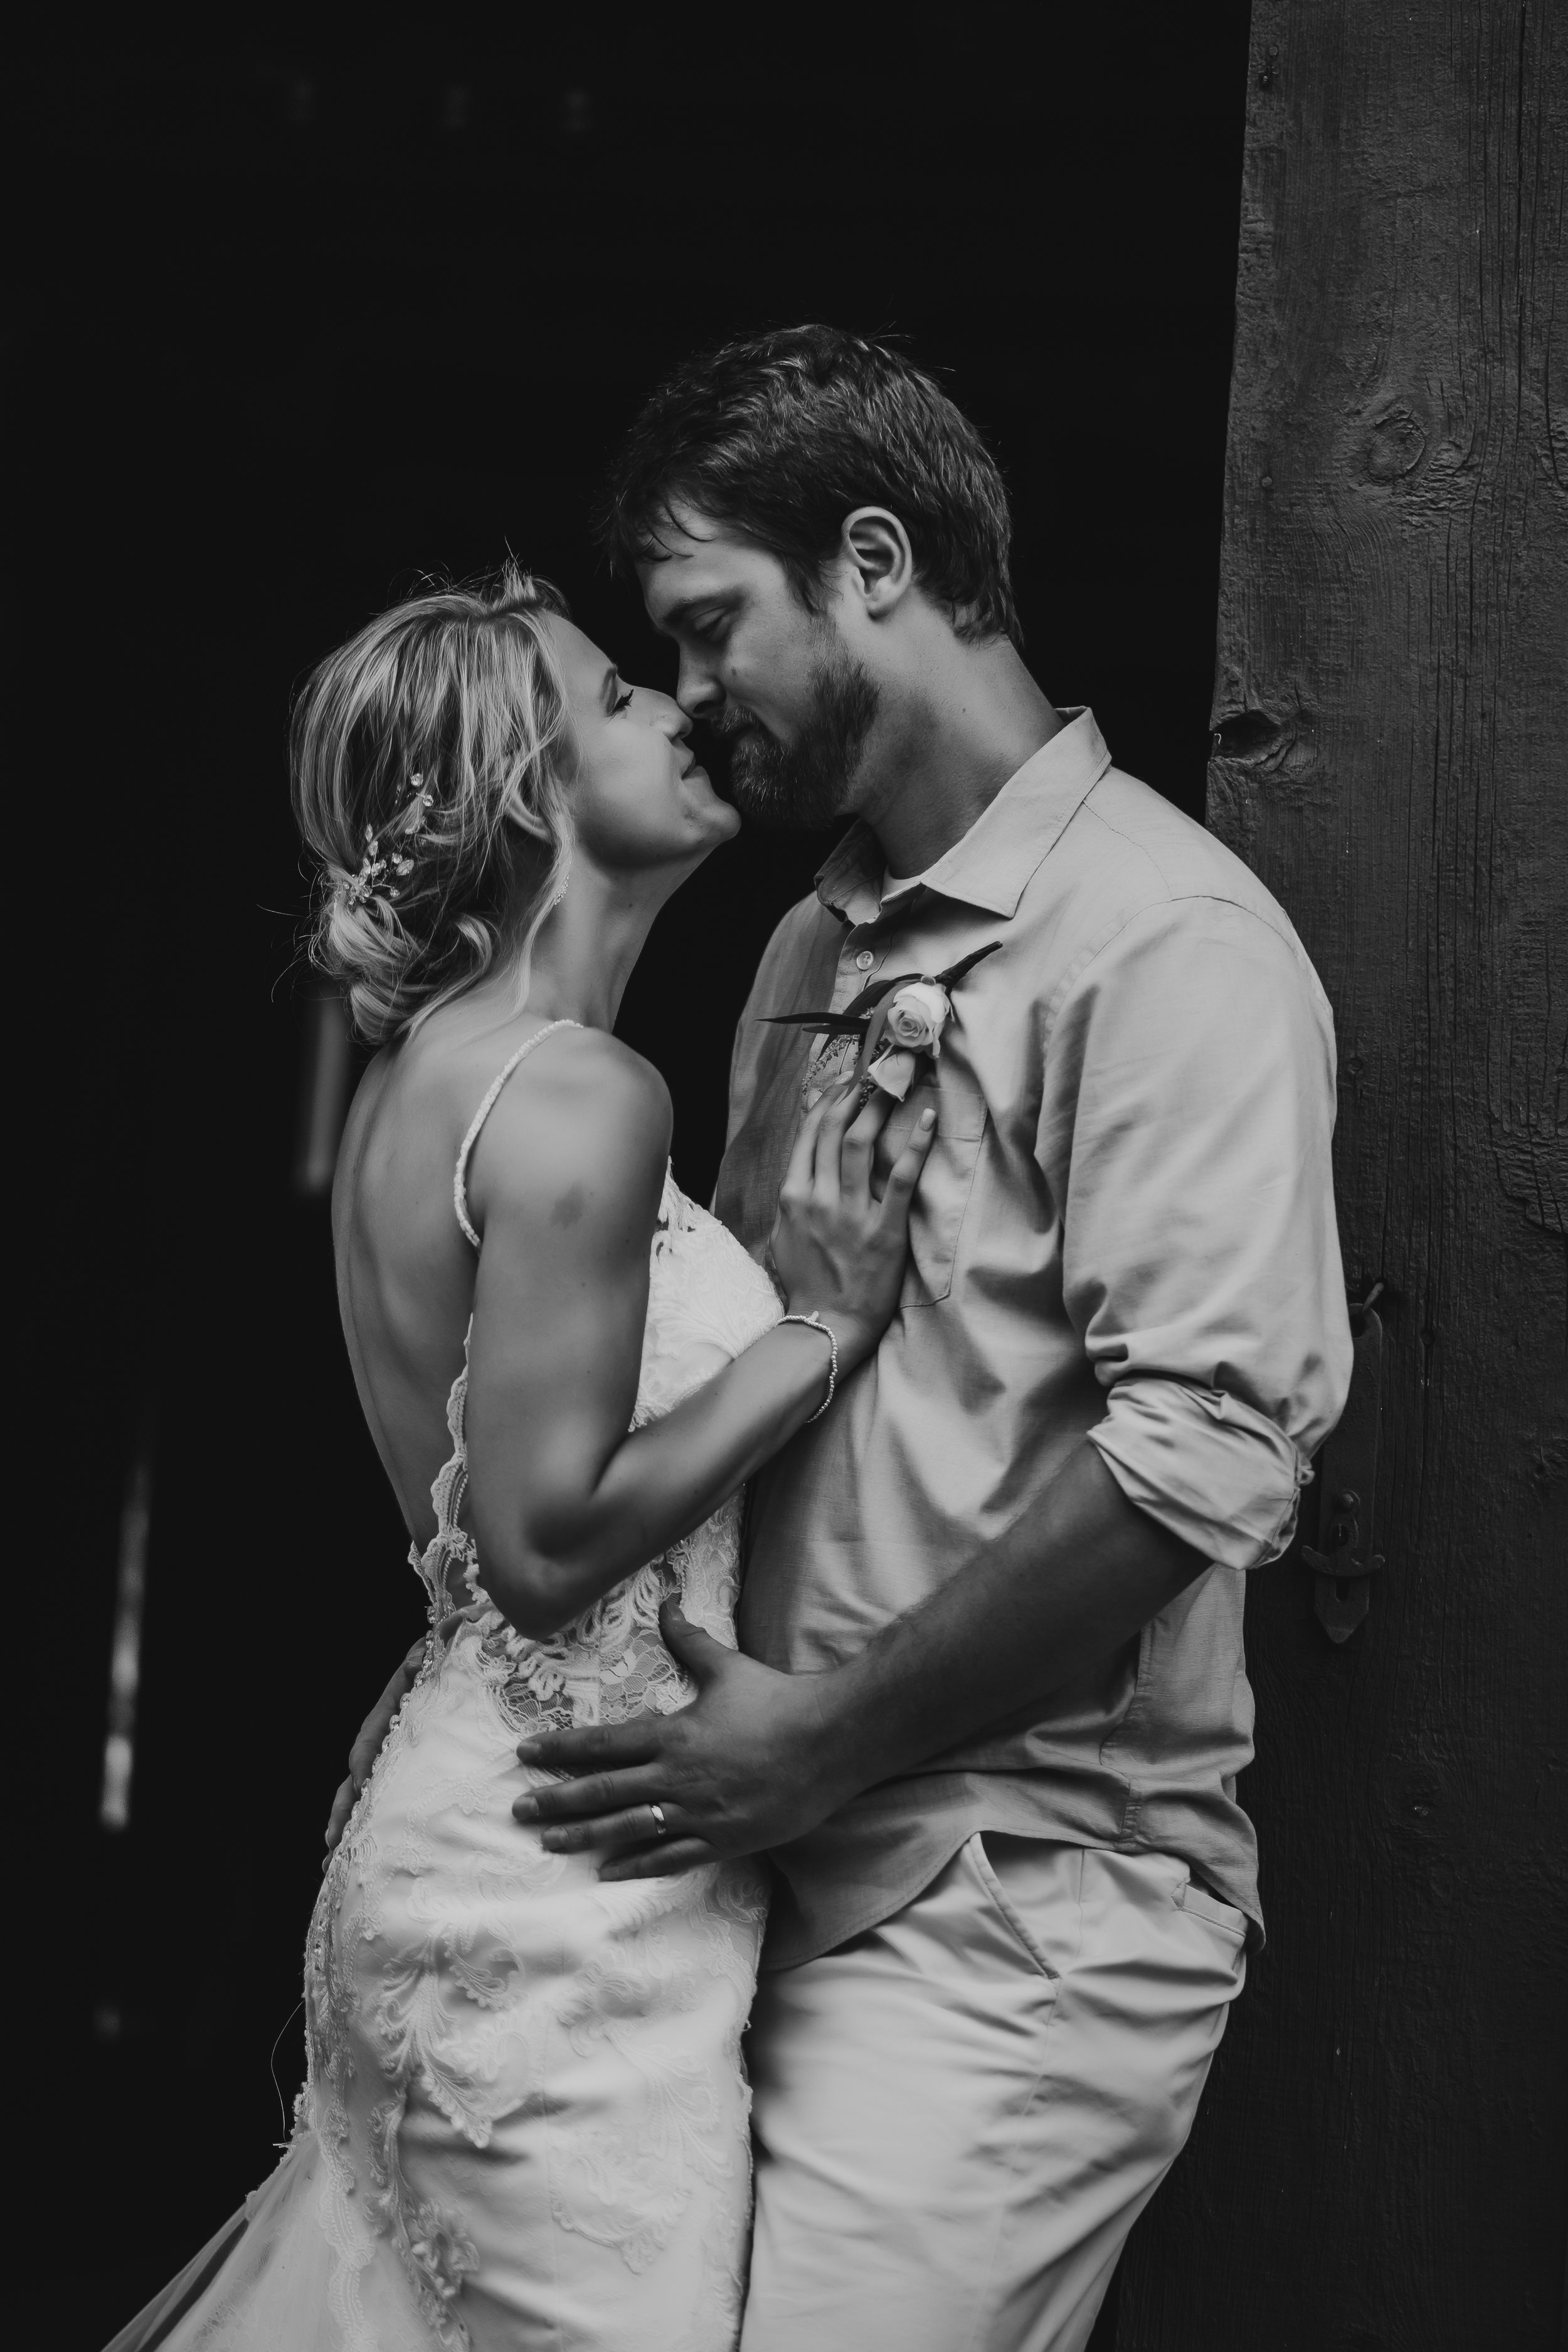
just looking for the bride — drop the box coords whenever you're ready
[108,565,931,2352]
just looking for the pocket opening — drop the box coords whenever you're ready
[1177,1878,1248,1940]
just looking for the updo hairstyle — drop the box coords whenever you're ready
[292,566,573,1044]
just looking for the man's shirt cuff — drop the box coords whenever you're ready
[1086,1375,1312,1571]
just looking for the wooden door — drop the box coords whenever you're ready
[1116,4,1567,2346]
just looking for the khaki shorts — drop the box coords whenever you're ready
[741,1835,1247,2352]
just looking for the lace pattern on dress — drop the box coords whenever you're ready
[298,1142,780,2343]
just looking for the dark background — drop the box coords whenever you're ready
[25,10,1251,2340]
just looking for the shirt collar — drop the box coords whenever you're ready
[815,708,1113,924]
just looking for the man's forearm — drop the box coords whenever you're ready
[512,1440,1212,1877]
[806,1441,1207,1807]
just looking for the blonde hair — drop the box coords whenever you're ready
[292,565,572,1044]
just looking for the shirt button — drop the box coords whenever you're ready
[854,950,875,970]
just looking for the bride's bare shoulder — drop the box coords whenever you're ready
[467,1025,672,1231]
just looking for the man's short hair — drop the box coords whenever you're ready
[598,325,1021,648]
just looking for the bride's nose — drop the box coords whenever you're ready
[652,694,693,745]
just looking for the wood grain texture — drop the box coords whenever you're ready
[1116,4,1567,2346]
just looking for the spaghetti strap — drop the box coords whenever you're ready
[453,1019,581,1249]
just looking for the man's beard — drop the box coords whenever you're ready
[711,644,879,830]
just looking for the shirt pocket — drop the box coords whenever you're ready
[903,1076,988,1308]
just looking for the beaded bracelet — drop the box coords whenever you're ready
[777,1311,840,1422]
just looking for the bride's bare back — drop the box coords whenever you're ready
[330,999,659,1561]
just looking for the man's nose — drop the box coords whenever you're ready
[675,650,722,720]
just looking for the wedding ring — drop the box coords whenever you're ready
[648,1803,669,1838]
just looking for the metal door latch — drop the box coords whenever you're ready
[1302,1290,1385,1642]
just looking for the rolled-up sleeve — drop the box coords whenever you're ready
[1038,894,1353,1570]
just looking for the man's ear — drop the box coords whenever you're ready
[839,507,915,618]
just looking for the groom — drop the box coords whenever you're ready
[519,326,1351,2350]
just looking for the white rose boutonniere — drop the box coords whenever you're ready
[761,941,1000,1106]
[882,979,951,1054]
[863,982,951,1099]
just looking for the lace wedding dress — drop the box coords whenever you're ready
[110,1025,782,2352]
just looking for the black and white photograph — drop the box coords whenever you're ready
[23,6,1565,2348]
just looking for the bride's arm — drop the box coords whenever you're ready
[463,1028,929,1642]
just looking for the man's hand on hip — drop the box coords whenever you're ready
[512,1602,847,1880]
[513,1448,1210,1885]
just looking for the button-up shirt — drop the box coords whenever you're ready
[715,712,1351,1969]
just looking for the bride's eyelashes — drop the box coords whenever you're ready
[612,681,634,714]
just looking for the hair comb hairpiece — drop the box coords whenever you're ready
[338,773,435,909]
[342,826,391,907]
